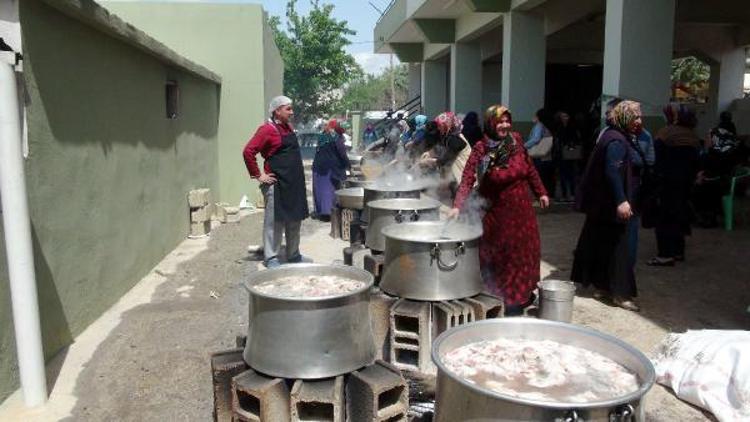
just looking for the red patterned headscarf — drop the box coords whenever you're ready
[435,112,462,136]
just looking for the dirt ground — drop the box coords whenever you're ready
[1,204,747,421]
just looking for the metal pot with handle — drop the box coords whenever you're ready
[432,319,655,422]
[380,221,483,301]
[365,198,441,252]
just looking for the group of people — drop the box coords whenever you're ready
[243,94,747,314]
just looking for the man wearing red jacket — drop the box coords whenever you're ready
[243,96,310,268]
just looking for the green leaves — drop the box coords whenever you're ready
[338,64,410,113]
[269,0,362,122]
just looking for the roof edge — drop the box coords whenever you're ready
[38,0,222,84]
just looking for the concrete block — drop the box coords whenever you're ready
[190,220,211,237]
[232,369,290,422]
[431,301,459,340]
[370,290,398,361]
[290,376,344,422]
[341,208,356,242]
[188,188,211,208]
[389,299,433,373]
[346,361,408,422]
[330,207,342,239]
[211,348,249,422]
[364,253,385,284]
[225,206,240,215]
[464,293,504,320]
[191,205,211,223]
[213,202,229,223]
[343,245,365,266]
[450,300,475,325]
[226,213,241,224]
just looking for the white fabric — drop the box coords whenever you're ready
[268,95,292,114]
[652,330,750,422]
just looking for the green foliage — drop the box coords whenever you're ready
[269,0,362,122]
[337,63,410,112]
[671,57,710,86]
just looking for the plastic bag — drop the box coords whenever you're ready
[652,330,750,421]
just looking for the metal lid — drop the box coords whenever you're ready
[382,221,482,243]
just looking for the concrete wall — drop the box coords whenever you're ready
[105,2,284,206]
[0,0,220,401]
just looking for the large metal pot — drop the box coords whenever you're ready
[380,221,483,301]
[365,198,440,252]
[335,187,364,210]
[345,178,376,189]
[432,319,656,422]
[361,179,426,223]
[243,264,376,379]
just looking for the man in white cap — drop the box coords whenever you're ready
[243,96,310,268]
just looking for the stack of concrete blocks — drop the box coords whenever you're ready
[340,208,356,242]
[213,202,229,223]
[346,361,409,422]
[389,299,434,374]
[387,294,505,377]
[212,345,409,422]
[188,188,212,237]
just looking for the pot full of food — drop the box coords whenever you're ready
[365,198,441,252]
[335,187,364,210]
[243,264,376,379]
[361,179,426,223]
[380,221,483,301]
[431,318,655,422]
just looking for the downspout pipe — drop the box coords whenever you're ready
[0,53,48,407]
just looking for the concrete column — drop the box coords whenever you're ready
[482,62,502,111]
[408,63,422,101]
[421,60,448,118]
[502,11,546,127]
[716,47,746,114]
[450,42,482,114]
[602,0,675,122]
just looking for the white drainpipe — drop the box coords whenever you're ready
[0,53,48,407]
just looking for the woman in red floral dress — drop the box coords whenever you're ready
[449,105,549,314]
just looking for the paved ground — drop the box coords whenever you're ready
[1,205,747,421]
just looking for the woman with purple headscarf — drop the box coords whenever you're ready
[312,119,349,221]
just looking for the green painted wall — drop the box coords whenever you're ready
[104,1,284,206]
[0,0,220,401]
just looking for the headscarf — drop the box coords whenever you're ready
[478,105,516,180]
[319,119,339,146]
[435,112,462,136]
[414,115,428,131]
[610,100,641,134]
[268,95,292,115]
[364,123,374,133]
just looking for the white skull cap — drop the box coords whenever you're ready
[268,95,293,114]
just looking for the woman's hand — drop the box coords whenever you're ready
[617,201,633,220]
[419,156,437,168]
[258,173,277,185]
[447,208,460,219]
[539,195,550,209]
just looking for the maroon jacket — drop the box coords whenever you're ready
[242,120,294,178]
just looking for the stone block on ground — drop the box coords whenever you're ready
[190,220,211,237]
[213,202,229,223]
[450,299,475,325]
[191,205,212,223]
[188,188,211,208]
[232,369,291,422]
[290,376,344,422]
[464,293,504,320]
[341,208,356,242]
[370,289,398,361]
[330,207,342,239]
[389,299,432,373]
[346,360,409,422]
[211,348,249,422]
[225,206,241,223]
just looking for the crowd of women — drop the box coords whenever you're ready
[314,101,748,314]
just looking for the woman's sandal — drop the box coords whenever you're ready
[647,257,675,267]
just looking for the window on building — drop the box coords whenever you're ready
[166,80,179,119]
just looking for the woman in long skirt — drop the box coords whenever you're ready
[450,105,549,315]
[312,119,349,221]
[571,101,644,311]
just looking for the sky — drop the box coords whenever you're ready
[105,0,399,75]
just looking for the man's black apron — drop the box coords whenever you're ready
[267,124,309,222]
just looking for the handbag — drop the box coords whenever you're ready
[528,135,554,159]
